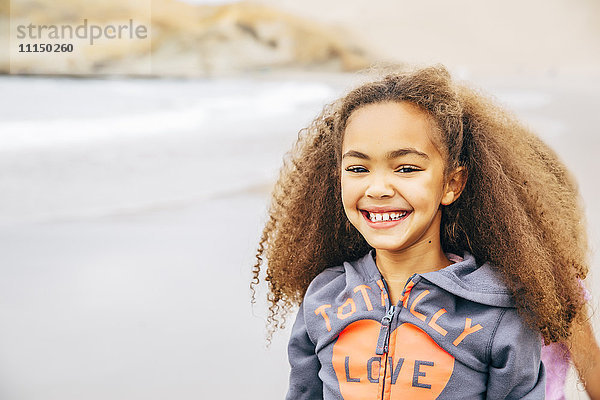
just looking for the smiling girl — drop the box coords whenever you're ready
[340,101,465,306]
[251,66,598,399]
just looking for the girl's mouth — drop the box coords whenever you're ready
[360,210,411,228]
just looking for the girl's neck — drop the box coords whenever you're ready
[375,243,452,305]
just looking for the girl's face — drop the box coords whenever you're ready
[341,101,461,254]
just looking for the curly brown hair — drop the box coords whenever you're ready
[251,65,589,344]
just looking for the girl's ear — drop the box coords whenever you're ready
[441,166,468,206]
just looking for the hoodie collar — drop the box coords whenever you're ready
[356,249,516,308]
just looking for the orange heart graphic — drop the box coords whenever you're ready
[332,319,455,399]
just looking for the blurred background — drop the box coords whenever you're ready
[0,0,599,398]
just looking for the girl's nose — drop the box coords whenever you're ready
[365,174,395,198]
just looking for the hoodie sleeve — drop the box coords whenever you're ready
[486,309,546,399]
[285,301,323,400]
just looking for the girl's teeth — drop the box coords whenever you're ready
[368,211,407,222]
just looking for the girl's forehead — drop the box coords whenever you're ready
[342,101,442,155]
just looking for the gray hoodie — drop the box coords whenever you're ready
[286,250,545,399]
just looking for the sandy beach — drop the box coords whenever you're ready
[0,69,598,399]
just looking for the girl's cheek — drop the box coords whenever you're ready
[342,178,361,193]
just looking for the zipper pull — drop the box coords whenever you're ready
[375,305,396,355]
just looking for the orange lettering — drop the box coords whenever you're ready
[409,290,429,321]
[402,280,416,308]
[376,280,388,307]
[428,308,448,336]
[337,298,357,319]
[453,318,483,346]
[315,304,332,331]
[353,285,373,311]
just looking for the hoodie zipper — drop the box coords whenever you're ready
[375,305,396,355]
[376,273,417,399]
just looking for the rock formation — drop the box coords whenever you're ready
[1,0,375,76]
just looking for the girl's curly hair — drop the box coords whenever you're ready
[251,65,589,344]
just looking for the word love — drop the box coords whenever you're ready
[332,320,455,399]
[343,355,434,387]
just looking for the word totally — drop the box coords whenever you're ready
[314,281,483,347]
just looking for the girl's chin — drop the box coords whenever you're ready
[371,245,409,252]
[363,238,409,252]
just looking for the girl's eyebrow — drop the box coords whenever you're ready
[342,148,430,160]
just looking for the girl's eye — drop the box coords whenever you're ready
[396,166,419,173]
[345,166,368,173]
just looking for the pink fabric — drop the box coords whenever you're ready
[542,342,570,400]
[446,252,464,264]
[544,279,592,399]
